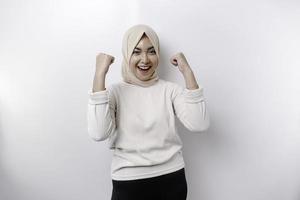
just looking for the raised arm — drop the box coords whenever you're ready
[172,84,210,132]
[87,53,117,141]
[170,52,210,132]
[92,53,115,92]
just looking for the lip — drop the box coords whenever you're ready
[137,65,152,69]
[138,65,151,68]
[137,65,152,74]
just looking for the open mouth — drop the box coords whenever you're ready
[137,65,151,73]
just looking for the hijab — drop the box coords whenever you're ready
[121,24,160,87]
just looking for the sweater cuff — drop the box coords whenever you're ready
[88,89,109,105]
[183,85,205,103]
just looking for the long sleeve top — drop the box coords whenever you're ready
[87,78,210,180]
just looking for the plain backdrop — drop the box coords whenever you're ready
[0,0,300,200]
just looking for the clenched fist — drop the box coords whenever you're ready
[95,53,115,75]
[170,52,192,74]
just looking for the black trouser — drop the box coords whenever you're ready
[111,168,188,200]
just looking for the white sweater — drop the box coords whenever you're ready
[87,78,210,180]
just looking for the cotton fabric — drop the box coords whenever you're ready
[87,78,210,180]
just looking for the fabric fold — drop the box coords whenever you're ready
[88,89,109,105]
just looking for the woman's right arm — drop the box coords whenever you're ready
[92,53,115,92]
[87,53,116,141]
[92,72,106,92]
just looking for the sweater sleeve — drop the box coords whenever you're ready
[172,84,210,132]
[87,86,117,141]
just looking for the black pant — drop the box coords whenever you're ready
[111,168,188,200]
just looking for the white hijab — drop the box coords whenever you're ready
[121,24,160,87]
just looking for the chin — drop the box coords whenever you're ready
[137,76,151,81]
[134,70,154,81]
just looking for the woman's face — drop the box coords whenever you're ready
[129,34,159,81]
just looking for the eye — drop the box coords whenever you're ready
[149,49,156,54]
[132,50,140,55]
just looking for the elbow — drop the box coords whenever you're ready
[87,128,109,142]
[192,108,210,132]
[87,115,116,142]
[91,136,107,142]
[187,118,210,133]
[183,103,210,133]
[87,122,116,142]
[200,118,210,132]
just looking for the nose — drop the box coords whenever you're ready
[141,52,149,64]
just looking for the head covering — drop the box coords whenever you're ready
[121,24,160,87]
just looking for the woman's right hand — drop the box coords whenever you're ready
[95,53,115,75]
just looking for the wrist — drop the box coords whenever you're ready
[95,71,107,77]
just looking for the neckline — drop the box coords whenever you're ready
[121,79,161,87]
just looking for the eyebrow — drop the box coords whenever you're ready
[134,46,155,50]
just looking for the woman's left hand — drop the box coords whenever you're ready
[170,52,192,74]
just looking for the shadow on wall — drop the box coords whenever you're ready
[0,102,22,200]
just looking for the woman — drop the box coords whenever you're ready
[87,24,210,200]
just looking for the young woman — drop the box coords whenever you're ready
[87,24,210,200]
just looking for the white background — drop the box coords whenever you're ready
[0,0,300,200]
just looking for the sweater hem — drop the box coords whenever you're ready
[111,162,185,181]
[111,151,186,181]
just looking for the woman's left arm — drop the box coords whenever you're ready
[170,52,199,90]
[170,52,210,132]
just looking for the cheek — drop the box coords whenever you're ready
[151,56,159,67]
[129,57,138,69]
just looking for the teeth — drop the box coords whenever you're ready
[138,66,151,70]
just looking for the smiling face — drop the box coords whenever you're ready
[129,34,159,81]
